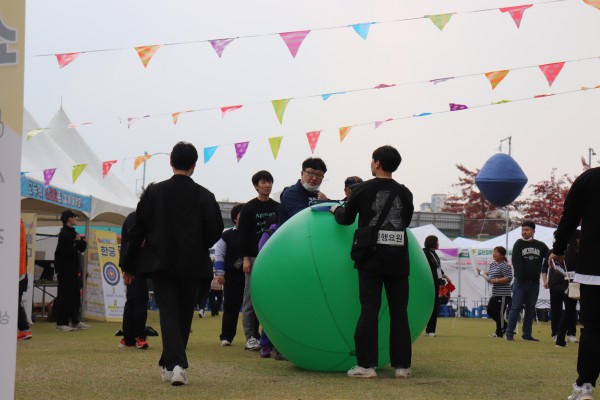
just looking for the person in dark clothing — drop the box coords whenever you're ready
[332,145,414,379]
[120,142,224,386]
[343,176,363,201]
[423,235,452,337]
[54,209,88,332]
[118,211,149,349]
[548,166,600,400]
[238,170,279,351]
[505,220,549,342]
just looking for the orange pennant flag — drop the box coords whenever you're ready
[135,45,161,68]
[583,0,600,11]
[339,126,352,142]
[172,112,181,125]
[485,70,510,90]
[134,154,152,171]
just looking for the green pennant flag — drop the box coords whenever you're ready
[492,100,511,105]
[271,99,292,124]
[72,164,87,183]
[269,136,283,160]
[426,13,455,31]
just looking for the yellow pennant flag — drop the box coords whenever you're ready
[135,45,161,68]
[72,164,87,183]
[26,128,45,141]
[485,70,510,90]
[268,136,283,160]
[271,99,292,124]
[134,155,152,171]
[426,13,455,31]
[339,126,352,142]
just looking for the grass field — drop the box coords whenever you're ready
[16,312,579,400]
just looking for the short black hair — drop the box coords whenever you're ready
[170,142,198,171]
[252,170,274,186]
[230,203,244,222]
[424,235,438,249]
[302,157,327,173]
[522,220,536,230]
[372,145,401,173]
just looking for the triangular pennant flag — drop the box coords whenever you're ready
[534,93,554,98]
[426,13,455,31]
[492,100,512,104]
[374,118,393,129]
[134,155,152,171]
[171,112,181,125]
[221,105,243,119]
[209,38,235,58]
[306,131,321,154]
[135,45,161,68]
[374,83,396,89]
[55,52,81,69]
[234,142,249,162]
[127,117,141,128]
[279,30,311,58]
[26,128,45,141]
[351,23,374,40]
[102,160,118,178]
[415,112,432,117]
[204,146,218,164]
[582,0,600,11]
[485,70,510,90]
[430,77,454,85]
[321,92,345,101]
[499,5,533,28]
[539,62,565,86]
[339,126,352,142]
[72,164,87,183]
[268,137,283,160]
[449,103,468,111]
[271,99,292,124]
[43,168,56,188]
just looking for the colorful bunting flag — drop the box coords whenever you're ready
[534,94,554,98]
[485,70,510,90]
[339,126,352,142]
[127,117,140,128]
[321,92,345,101]
[43,168,56,188]
[171,112,181,125]
[271,99,292,124]
[221,105,243,119]
[374,83,396,89]
[449,103,468,111]
[209,38,235,58]
[135,45,161,68]
[66,122,92,129]
[204,146,218,164]
[55,52,81,69]
[415,112,432,117]
[426,13,455,31]
[134,154,152,171]
[72,164,87,183]
[539,62,565,86]
[374,118,393,129]
[268,137,283,160]
[499,5,533,28]
[102,160,118,178]
[26,129,45,141]
[351,23,374,40]
[582,0,600,11]
[279,30,311,58]
[306,131,321,154]
[430,77,454,85]
[492,100,512,104]
[234,142,249,162]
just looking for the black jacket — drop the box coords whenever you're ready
[54,225,87,276]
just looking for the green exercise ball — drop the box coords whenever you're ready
[251,204,433,371]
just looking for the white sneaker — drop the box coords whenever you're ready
[395,368,412,378]
[171,366,188,386]
[245,336,260,351]
[568,335,579,343]
[70,322,89,331]
[552,335,557,343]
[567,383,593,400]
[347,365,377,378]
[56,325,74,332]
[198,309,205,318]
[425,332,435,337]
[161,368,173,382]
[220,339,231,346]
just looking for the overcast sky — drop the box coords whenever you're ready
[23,0,600,207]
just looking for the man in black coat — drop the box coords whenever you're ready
[120,142,224,386]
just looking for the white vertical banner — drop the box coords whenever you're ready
[0,2,25,398]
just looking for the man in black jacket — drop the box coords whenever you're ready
[121,142,224,386]
[548,167,600,400]
[54,209,87,332]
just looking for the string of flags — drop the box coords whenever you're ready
[24,82,600,189]
[34,0,597,69]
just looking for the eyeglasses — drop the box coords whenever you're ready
[303,170,324,179]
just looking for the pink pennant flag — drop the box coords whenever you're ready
[374,83,396,89]
[43,168,56,188]
[127,117,140,128]
[339,126,352,142]
[234,142,249,162]
[374,118,393,129]
[539,62,565,86]
[221,105,243,119]
[582,0,600,11]
[534,94,554,98]
[209,38,235,58]
[135,45,161,68]
[499,5,533,28]
[279,30,311,58]
[449,103,468,111]
[171,112,181,125]
[102,160,118,178]
[306,131,321,154]
[55,52,81,69]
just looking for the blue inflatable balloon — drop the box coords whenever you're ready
[475,153,527,207]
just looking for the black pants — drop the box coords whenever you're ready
[55,273,81,326]
[426,284,440,334]
[556,294,578,346]
[197,282,211,311]
[576,284,600,387]
[209,290,223,316]
[487,295,512,337]
[122,275,149,344]
[355,269,411,369]
[153,275,211,370]
[18,275,30,331]
[550,288,566,336]
[220,269,245,342]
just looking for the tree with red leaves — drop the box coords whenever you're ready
[442,164,497,219]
